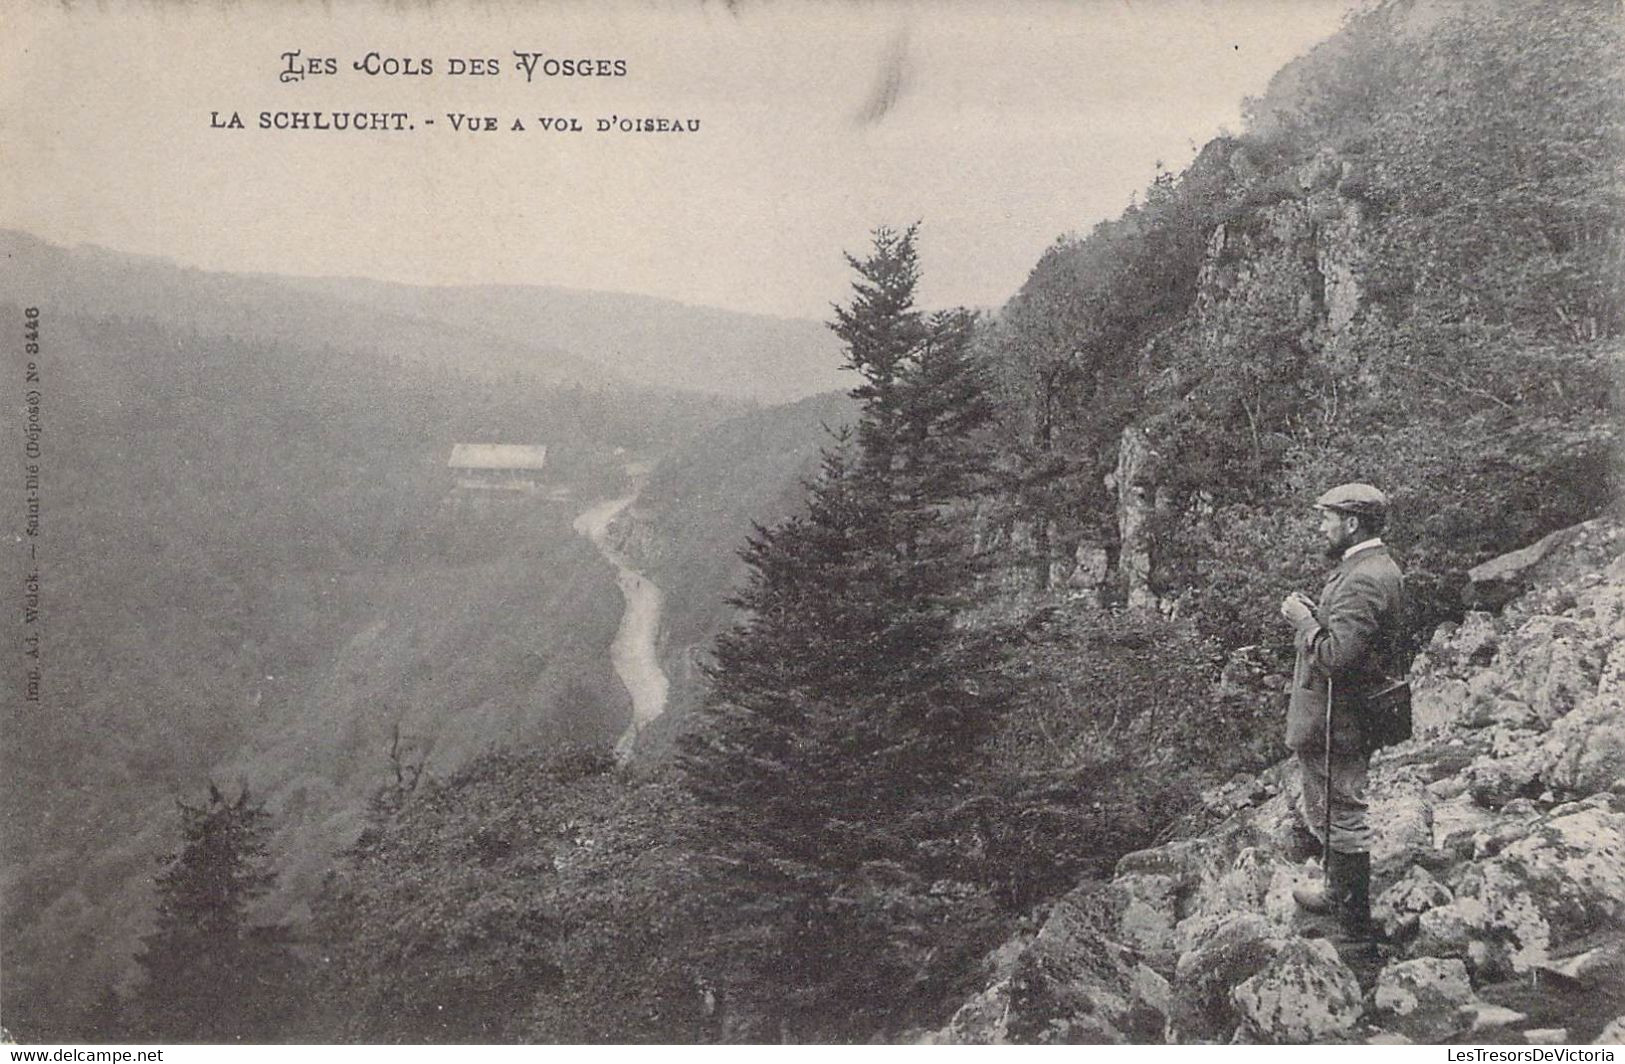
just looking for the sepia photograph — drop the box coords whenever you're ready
[1,0,1621,1048]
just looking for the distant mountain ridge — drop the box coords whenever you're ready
[0,229,846,403]
[0,229,620,391]
[272,276,846,403]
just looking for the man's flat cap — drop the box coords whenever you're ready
[1315,482,1389,516]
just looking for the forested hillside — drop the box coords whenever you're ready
[38,0,1622,1044]
[0,278,740,1035]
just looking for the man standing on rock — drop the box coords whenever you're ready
[1280,482,1408,941]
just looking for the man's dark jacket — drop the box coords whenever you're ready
[1286,543,1407,756]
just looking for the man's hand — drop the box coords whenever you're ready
[1280,591,1316,626]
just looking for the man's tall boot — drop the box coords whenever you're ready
[1336,850,1376,943]
[1294,848,1378,943]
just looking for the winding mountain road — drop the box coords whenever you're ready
[573,495,670,760]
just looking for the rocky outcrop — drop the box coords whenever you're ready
[939,517,1625,1044]
[1299,149,1366,337]
[1195,148,1367,350]
[1094,149,1371,622]
[1463,518,1618,613]
[1105,427,1159,611]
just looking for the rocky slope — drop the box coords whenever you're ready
[936,517,1625,1044]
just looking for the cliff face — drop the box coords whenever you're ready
[936,517,1625,1044]
[1051,144,1375,615]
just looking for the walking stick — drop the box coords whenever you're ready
[1323,674,1334,868]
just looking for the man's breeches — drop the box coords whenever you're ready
[1297,747,1372,854]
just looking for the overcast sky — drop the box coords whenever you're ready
[1,0,1358,319]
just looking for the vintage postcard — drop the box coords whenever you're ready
[3,0,1620,1049]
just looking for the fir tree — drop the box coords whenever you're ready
[131,783,303,1042]
[679,225,1004,1038]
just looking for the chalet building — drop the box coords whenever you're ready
[447,443,549,492]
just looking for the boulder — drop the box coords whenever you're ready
[1366,1031,1414,1044]
[1524,1028,1570,1044]
[1536,938,1625,988]
[1130,962,1172,1021]
[1463,694,1542,731]
[1244,789,1305,855]
[1414,898,1482,964]
[1368,777,1435,875]
[935,933,1035,1044]
[1459,669,1540,730]
[1432,794,1504,858]
[1187,846,1285,923]
[1374,865,1453,941]
[1002,884,1167,1043]
[1419,801,1625,977]
[940,978,1013,1044]
[1499,797,1544,818]
[1455,613,1504,665]
[1117,837,1208,880]
[1465,1003,1528,1032]
[1465,519,1614,612]
[1498,616,1606,724]
[1437,862,1554,976]
[1493,801,1625,945]
[1464,750,1544,809]
[1539,644,1625,796]
[1428,774,1471,801]
[1231,938,1363,1043]
[1126,794,1289,874]
[1414,676,1470,737]
[1371,957,1474,1041]
[1471,817,1536,860]
[1172,911,1241,956]
[1168,913,1283,1043]
[1489,725,1546,760]
[1595,1015,1625,1044]
[1110,873,1180,956]
[1576,564,1625,637]
[1114,799,1295,930]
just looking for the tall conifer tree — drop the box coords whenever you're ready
[679,225,1002,1038]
